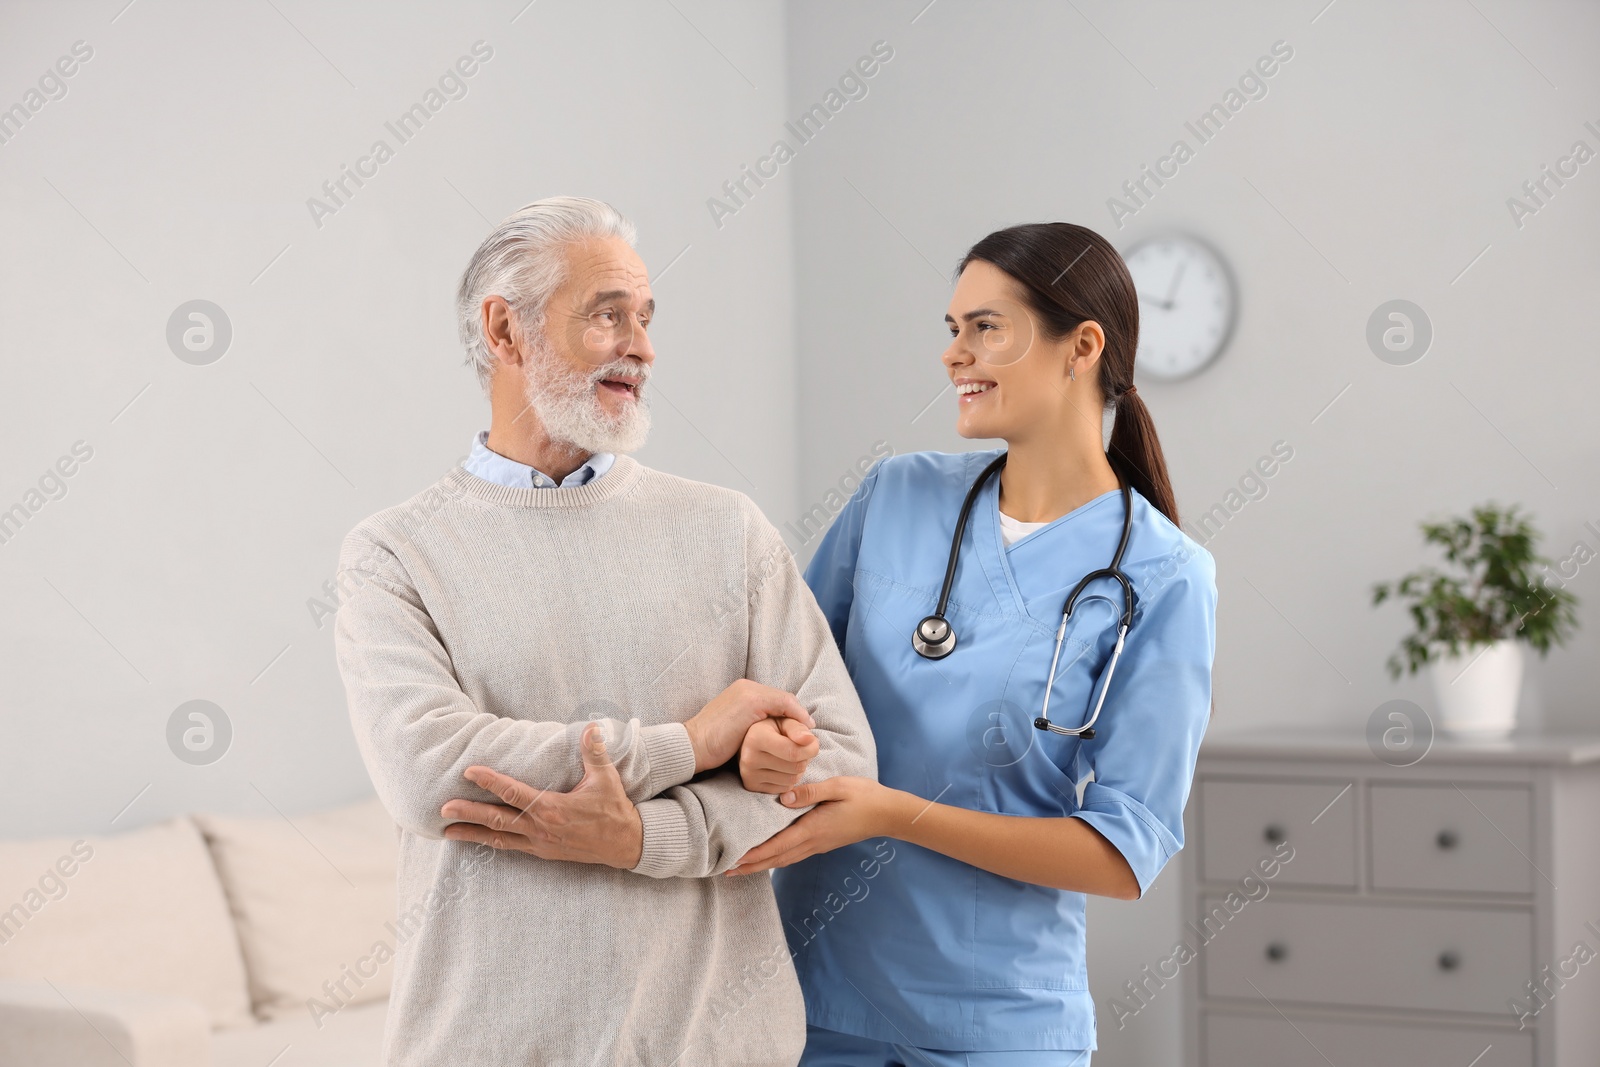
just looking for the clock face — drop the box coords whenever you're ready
[1123,234,1235,381]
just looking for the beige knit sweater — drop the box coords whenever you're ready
[333,456,876,1066]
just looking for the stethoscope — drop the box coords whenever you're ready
[912,453,1136,739]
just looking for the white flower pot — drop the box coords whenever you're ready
[1428,640,1524,739]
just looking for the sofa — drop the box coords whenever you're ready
[0,797,399,1066]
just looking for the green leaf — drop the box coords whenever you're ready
[1371,502,1580,676]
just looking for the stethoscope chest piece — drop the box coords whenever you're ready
[913,615,956,659]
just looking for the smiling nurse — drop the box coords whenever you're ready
[729,223,1218,1065]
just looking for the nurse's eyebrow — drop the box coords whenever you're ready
[945,307,1002,325]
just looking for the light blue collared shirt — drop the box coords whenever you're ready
[463,430,614,489]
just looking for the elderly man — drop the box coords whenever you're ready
[334,196,875,1066]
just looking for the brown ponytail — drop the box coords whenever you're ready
[958,223,1180,527]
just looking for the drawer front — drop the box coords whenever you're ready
[1199,778,1356,888]
[1204,1010,1533,1067]
[1370,783,1534,895]
[1200,897,1532,1014]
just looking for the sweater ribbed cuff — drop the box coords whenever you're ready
[639,722,697,798]
[631,799,691,879]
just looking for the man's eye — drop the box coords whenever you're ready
[594,310,617,324]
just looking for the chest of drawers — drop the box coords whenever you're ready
[1180,730,1600,1067]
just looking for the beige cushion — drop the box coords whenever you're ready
[0,982,212,1067]
[0,817,254,1028]
[194,797,398,1022]
[212,998,387,1067]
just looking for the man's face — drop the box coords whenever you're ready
[522,237,656,454]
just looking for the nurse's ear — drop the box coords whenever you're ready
[1062,320,1107,392]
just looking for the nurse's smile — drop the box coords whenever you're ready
[954,377,996,403]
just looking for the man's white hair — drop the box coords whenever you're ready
[455,196,637,390]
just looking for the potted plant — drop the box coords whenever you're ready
[1372,503,1578,738]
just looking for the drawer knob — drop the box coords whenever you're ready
[1263,824,1286,845]
[1438,951,1460,972]
[1436,829,1459,850]
[1265,942,1288,963]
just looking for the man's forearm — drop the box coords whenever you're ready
[355,706,697,837]
[631,772,798,879]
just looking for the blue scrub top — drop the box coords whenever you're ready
[773,448,1217,1052]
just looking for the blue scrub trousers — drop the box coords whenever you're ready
[801,1024,1091,1066]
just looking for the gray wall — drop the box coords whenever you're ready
[0,0,797,835]
[784,2,1598,1063]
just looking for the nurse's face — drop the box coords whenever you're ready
[942,260,1103,442]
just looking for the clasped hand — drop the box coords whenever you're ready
[442,723,642,867]
[440,680,822,867]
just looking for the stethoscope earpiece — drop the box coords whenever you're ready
[913,451,1137,740]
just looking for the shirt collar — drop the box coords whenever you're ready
[464,430,615,489]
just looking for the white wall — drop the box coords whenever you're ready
[0,0,798,836]
[784,2,1599,1063]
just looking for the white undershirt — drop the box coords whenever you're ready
[998,508,1050,547]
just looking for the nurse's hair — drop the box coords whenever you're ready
[958,223,1179,527]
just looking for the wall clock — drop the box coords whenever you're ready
[1123,234,1236,381]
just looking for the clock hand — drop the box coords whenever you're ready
[1161,261,1187,310]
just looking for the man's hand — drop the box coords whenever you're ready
[739,717,819,794]
[684,679,813,774]
[440,724,643,869]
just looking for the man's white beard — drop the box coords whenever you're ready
[522,340,652,455]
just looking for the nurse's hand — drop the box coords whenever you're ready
[738,716,819,793]
[725,776,894,876]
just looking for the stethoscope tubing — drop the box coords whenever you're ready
[913,452,1137,738]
